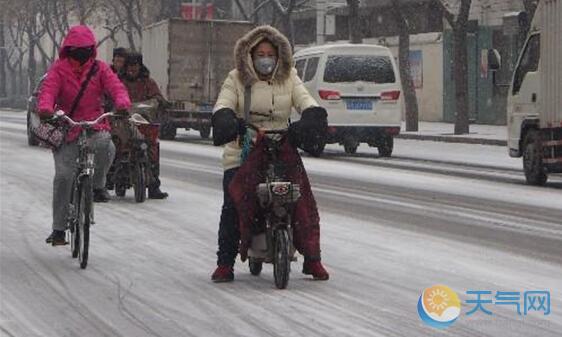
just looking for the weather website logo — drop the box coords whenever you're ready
[418,285,461,329]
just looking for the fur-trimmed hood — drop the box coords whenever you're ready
[234,25,293,86]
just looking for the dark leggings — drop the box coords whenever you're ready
[216,168,240,267]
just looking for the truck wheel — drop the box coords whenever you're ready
[160,124,176,140]
[199,126,211,139]
[378,136,393,157]
[523,130,547,186]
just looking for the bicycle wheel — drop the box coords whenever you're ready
[78,176,92,269]
[70,182,80,258]
[133,162,146,203]
[273,229,291,289]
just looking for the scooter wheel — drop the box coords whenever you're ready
[249,258,263,276]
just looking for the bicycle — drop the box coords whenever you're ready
[54,110,114,269]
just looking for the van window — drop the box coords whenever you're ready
[295,59,306,79]
[304,57,319,82]
[323,55,396,83]
[512,34,540,95]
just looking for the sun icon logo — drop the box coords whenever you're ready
[418,285,461,329]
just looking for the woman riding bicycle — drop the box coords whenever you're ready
[211,25,329,282]
[39,26,131,245]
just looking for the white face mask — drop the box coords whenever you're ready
[253,57,277,75]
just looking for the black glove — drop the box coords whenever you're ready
[212,108,245,146]
[39,113,57,124]
[115,109,129,116]
[289,106,328,152]
[300,106,328,131]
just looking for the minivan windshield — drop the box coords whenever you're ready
[323,55,396,84]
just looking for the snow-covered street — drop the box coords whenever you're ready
[1,110,561,337]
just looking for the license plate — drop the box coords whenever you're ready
[346,100,373,111]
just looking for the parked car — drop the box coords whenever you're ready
[293,44,402,156]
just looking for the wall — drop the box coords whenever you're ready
[470,0,525,26]
[367,33,445,122]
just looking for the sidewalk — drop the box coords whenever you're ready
[397,121,507,146]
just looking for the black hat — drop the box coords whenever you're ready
[125,52,143,66]
[113,47,128,58]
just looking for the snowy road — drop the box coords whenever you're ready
[1,110,561,337]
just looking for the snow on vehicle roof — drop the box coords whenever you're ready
[294,43,391,58]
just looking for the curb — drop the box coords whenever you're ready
[396,133,507,146]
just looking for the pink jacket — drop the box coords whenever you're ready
[38,25,131,142]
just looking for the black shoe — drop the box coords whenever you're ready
[94,188,110,202]
[46,230,67,246]
[148,187,168,199]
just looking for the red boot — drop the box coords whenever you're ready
[211,265,234,282]
[302,259,330,280]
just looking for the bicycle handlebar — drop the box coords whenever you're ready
[55,111,114,127]
[247,123,288,135]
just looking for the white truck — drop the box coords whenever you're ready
[142,19,253,140]
[504,0,562,185]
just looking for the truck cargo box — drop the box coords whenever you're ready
[540,0,562,128]
[142,19,253,109]
[141,19,253,139]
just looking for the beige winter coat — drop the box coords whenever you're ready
[214,25,318,170]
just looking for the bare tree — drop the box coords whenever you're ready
[7,0,47,94]
[234,0,274,23]
[392,1,419,132]
[101,0,144,51]
[157,0,182,20]
[0,9,7,97]
[522,0,538,18]
[5,11,28,96]
[347,0,361,43]
[434,0,472,135]
[520,0,538,38]
[271,0,299,46]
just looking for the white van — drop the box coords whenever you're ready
[293,44,402,156]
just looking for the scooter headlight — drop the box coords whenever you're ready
[271,182,290,196]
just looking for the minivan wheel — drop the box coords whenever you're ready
[306,141,325,157]
[378,136,393,157]
[343,136,359,154]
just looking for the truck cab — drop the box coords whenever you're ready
[506,1,562,185]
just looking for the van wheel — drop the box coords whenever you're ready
[378,136,393,157]
[343,136,359,154]
[523,130,547,186]
[306,140,325,157]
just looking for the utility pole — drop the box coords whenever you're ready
[316,0,326,44]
